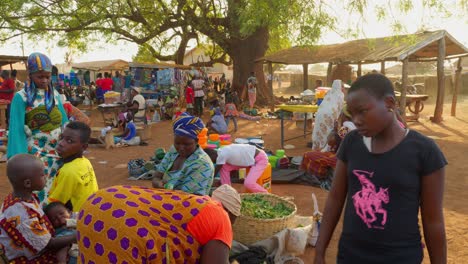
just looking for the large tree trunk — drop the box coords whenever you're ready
[228,27,270,105]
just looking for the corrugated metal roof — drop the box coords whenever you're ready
[71,59,129,71]
[258,30,468,65]
[128,62,192,69]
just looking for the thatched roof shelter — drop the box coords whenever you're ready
[0,55,28,68]
[258,30,467,65]
[258,30,468,122]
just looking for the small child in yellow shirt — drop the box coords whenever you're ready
[48,121,98,212]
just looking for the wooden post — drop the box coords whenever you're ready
[451,58,462,116]
[400,58,409,117]
[357,62,362,77]
[9,63,13,71]
[380,61,385,75]
[303,64,309,90]
[432,37,446,123]
[326,62,333,86]
[268,62,274,110]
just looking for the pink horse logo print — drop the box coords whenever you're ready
[352,170,390,229]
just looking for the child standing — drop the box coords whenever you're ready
[314,74,447,264]
[48,121,98,212]
[185,81,195,115]
[224,97,239,132]
[0,154,76,263]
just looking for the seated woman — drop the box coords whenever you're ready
[77,184,241,264]
[207,108,227,134]
[114,112,139,145]
[152,113,214,195]
[301,105,356,190]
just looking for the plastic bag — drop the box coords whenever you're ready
[285,225,312,256]
[308,193,322,246]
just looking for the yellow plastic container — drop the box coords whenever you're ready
[246,163,272,193]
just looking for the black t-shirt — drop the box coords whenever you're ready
[336,129,447,264]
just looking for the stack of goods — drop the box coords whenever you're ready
[198,128,209,149]
[233,193,297,245]
[268,149,289,169]
[219,134,232,147]
[300,89,315,104]
[208,134,220,149]
[315,87,331,105]
[104,91,121,104]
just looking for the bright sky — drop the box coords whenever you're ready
[0,0,466,64]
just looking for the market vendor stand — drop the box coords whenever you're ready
[276,104,318,148]
[97,103,125,126]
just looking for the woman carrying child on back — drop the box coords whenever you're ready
[314,74,447,264]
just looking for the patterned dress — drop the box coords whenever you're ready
[311,80,344,151]
[156,146,214,195]
[7,89,68,203]
[77,186,217,264]
[0,193,57,263]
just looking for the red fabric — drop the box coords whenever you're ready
[185,86,194,104]
[100,78,113,91]
[0,78,15,101]
[95,78,103,88]
[301,151,337,178]
[0,193,56,263]
[187,201,233,248]
[63,102,73,115]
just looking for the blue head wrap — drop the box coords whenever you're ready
[26,52,55,113]
[172,112,205,140]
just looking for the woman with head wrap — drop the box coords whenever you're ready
[311,79,345,151]
[78,184,241,264]
[7,52,68,203]
[152,112,214,195]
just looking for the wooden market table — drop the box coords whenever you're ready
[396,93,429,121]
[276,104,319,148]
[97,103,126,126]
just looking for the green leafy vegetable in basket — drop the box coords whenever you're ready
[241,196,294,219]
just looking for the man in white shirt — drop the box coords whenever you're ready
[127,87,146,122]
[209,144,269,193]
[191,77,205,116]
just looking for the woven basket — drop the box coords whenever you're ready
[233,193,297,245]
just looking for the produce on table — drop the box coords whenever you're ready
[241,195,294,219]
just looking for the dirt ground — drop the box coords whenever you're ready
[1,96,467,263]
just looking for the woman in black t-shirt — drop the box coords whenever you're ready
[314,74,447,264]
